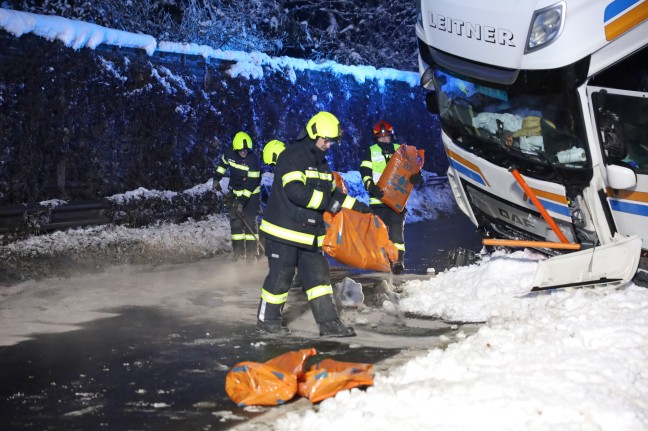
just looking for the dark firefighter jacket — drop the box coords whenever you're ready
[359,142,400,206]
[214,147,261,203]
[260,135,364,250]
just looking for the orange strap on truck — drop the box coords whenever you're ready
[510,168,571,244]
[483,238,581,250]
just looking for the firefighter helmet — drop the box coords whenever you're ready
[373,120,394,138]
[263,140,286,165]
[232,131,252,151]
[306,111,340,140]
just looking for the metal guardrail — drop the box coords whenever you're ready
[0,200,111,235]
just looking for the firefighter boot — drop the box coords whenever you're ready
[256,300,290,335]
[256,319,291,335]
[391,251,405,275]
[309,295,356,337]
[319,319,356,337]
[245,240,259,263]
[231,240,245,261]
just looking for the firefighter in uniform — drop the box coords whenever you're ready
[359,120,423,274]
[256,112,371,337]
[213,131,262,262]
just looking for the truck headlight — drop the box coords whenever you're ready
[525,2,565,53]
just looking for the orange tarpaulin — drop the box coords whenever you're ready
[322,208,398,272]
[225,361,297,406]
[225,348,316,406]
[226,349,375,406]
[298,359,374,403]
[376,144,424,213]
[265,348,317,375]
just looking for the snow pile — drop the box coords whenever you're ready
[3,214,230,258]
[108,187,179,205]
[274,251,648,431]
[0,9,156,54]
[399,250,542,322]
[0,214,232,284]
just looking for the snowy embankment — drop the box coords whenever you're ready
[271,250,648,431]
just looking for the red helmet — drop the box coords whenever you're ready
[373,120,394,138]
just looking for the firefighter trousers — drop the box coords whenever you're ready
[373,205,406,263]
[230,194,260,260]
[257,238,340,326]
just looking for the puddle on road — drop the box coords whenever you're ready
[0,306,399,431]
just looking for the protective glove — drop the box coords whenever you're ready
[354,201,372,214]
[368,182,384,199]
[326,196,342,214]
[222,191,235,208]
[410,172,423,185]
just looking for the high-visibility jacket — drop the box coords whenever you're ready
[359,142,400,206]
[214,148,261,203]
[260,136,363,250]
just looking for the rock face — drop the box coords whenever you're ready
[0,31,444,207]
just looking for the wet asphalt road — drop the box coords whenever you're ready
[0,307,399,431]
[0,217,483,431]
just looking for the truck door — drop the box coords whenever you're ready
[588,86,648,251]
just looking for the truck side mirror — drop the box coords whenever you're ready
[420,67,440,115]
[606,164,637,189]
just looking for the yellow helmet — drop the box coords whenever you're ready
[263,140,286,165]
[306,111,340,140]
[232,131,252,151]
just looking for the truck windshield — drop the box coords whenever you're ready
[435,69,590,178]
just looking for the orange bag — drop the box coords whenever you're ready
[225,348,317,406]
[225,361,298,406]
[265,348,317,375]
[376,144,425,213]
[332,171,348,194]
[322,208,398,272]
[298,359,374,403]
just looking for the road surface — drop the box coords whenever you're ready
[0,217,483,430]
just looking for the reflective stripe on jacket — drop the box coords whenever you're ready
[260,136,360,250]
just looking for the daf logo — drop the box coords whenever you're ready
[428,13,516,47]
[498,208,534,228]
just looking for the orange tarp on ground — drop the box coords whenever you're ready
[225,361,297,406]
[377,144,424,213]
[265,348,317,375]
[225,348,316,406]
[298,359,374,403]
[322,208,398,272]
[226,349,374,406]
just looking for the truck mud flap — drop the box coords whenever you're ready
[531,235,642,291]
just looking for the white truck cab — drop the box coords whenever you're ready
[416,0,648,289]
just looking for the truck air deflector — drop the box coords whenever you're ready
[429,46,519,85]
